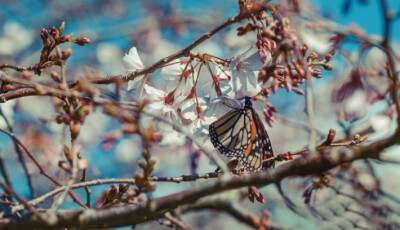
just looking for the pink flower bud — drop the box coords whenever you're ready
[75,37,91,46]
[40,28,49,40]
[151,133,163,143]
[301,44,308,56]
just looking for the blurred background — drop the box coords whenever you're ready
[0,0,400,229]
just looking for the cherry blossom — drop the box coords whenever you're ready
[300,23,333,54]
[230,45,264,98]
[142,84,179,124]
[203,96,241,119]
[123,47,146,99]
[160,59,194,97]
[197,63,233,100]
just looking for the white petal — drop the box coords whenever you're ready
[123,47,144,72]
[370,115,391,133]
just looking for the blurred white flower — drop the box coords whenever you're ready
[79,109,111,143]
[174,97,215,138]
[300,23,333,54]
[0,21,34,56]
[358,172,378,190]
[370,115,391,133]
[178,97,205,121]
[140,85,190,146]
[230,45,263,98]
[96,43,122,64]
[0,100,16,128]
[344,89,367,120]
[224,26,256,50]
[157,125,186,146]
[115,137,142,163]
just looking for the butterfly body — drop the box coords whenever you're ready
[209,97,274,173]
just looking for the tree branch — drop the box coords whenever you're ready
[2,133,397,229]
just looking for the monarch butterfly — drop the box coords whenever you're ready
[209,97,274,173]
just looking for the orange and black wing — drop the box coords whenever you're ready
[209,108,252,157]
[209,97,274,173]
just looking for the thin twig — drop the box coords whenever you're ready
[0,64,34,72]
[182,199,295,230]
[305,70,317,152]
[48,59,78,220]
[0,128,87,209]
[12,173,220,213]
[0,107,34,198]
[81,169,91,207]
[162,212,191,230]
[275,113,325,138]
[0,182,50,226]
[0,150,12,197]
[48,142,79,224]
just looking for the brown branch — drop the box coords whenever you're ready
[0,64,34,72]
[12,173,220,213]
[181,197,293,230]
[263,131,369,165]
[3,132,398,229]
[0,11,250,103]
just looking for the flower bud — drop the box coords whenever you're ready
[40,28,49,40]
[59,21,65,34]
[107,185,118,202]
[134,173,145,186]
[51,71,61,83]
[58,161,71,172]
[75,37,91,46]
[151,132,162,143]
[323,64,333,70]
[307,52,318,61]
[149,158,157,166]
[71,121,81,140]
[137,159,145,168]
[64,145,72,163]
[21,71,31,80]
[42,61,55,68]
[324,129,336,145]
[324,53,333,62]
[56,115,64,124]
[301,44,308,56]
[62,48,72,60]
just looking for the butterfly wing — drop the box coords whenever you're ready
[209,108,252,157]
[209,97,274,173]
[238,107,274,173]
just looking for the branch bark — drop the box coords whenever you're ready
[2,134,397,229]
